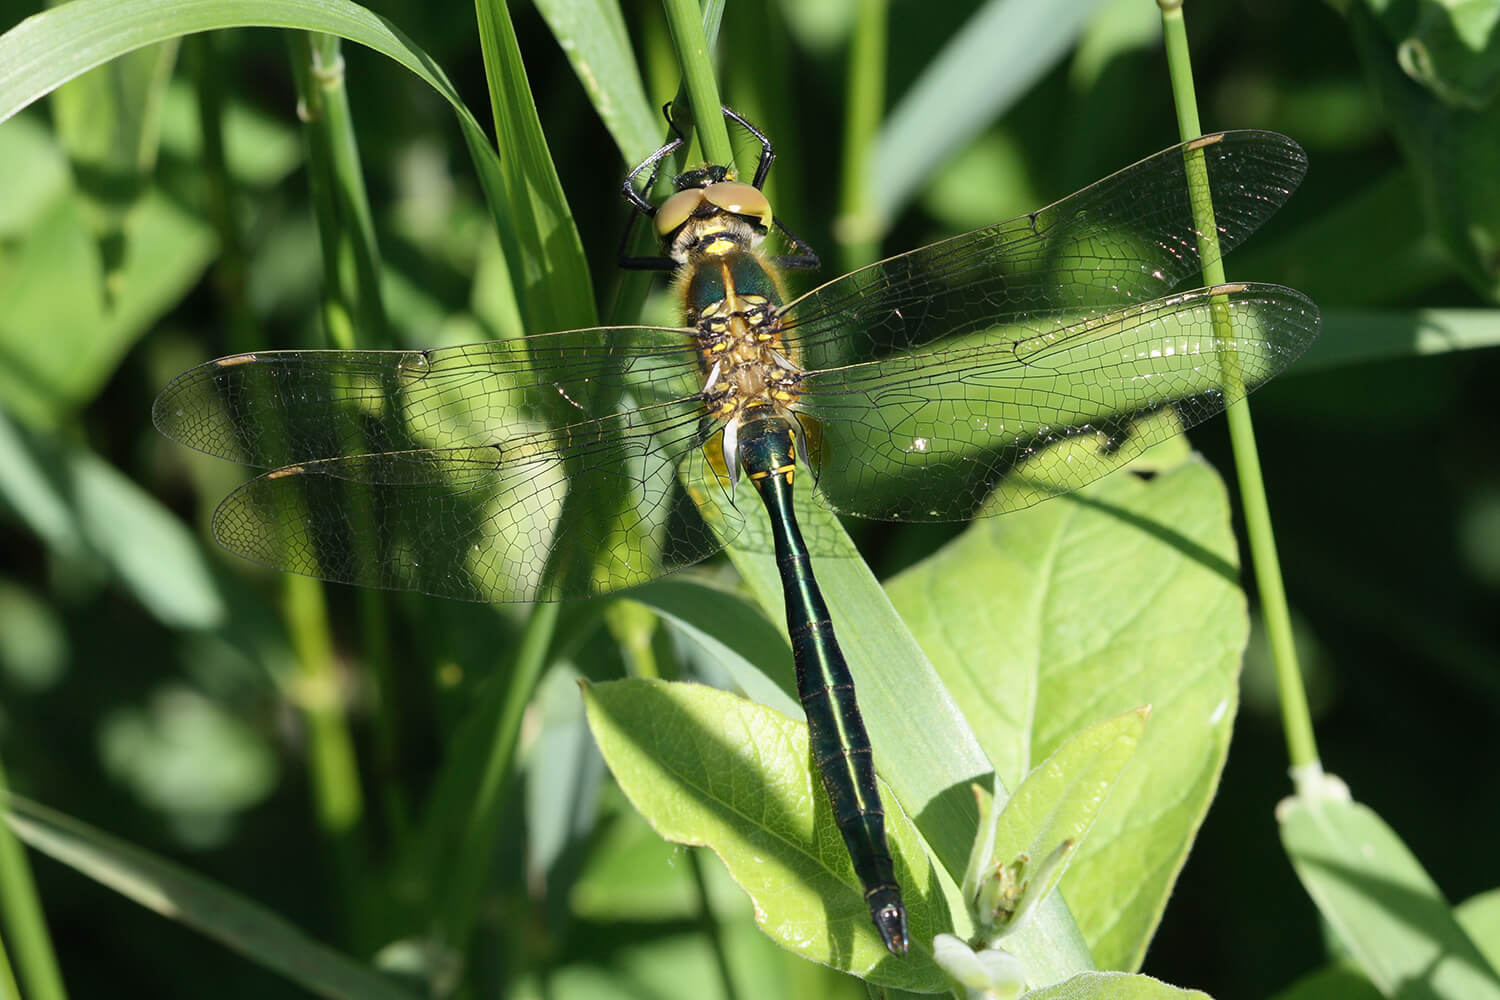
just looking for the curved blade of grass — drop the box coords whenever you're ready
[533,0,659,163]
[869,0,1110,227]
[0,0,592,333]
[1,793,417,1000]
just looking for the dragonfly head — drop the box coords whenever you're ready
[655,178,774,265]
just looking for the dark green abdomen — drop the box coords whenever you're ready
[738,415,908,956]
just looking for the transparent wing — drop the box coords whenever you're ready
[798,283,1320,521]
[780,130,1307,369]
[153,325,701,467]
[211,405,742,603]
[154,325,747,602]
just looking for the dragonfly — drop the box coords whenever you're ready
[154,110,1320,957]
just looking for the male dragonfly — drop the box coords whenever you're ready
[154,109,1319,956]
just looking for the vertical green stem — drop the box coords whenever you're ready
[288,32,389,350]
[660,0,732,168]
[838,0,888,272]
[433,600,560,951]
[0,761,68,1000]
[1158,0,1320,778]
[288,33,408,858]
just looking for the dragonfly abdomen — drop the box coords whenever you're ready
[739,415,909,956]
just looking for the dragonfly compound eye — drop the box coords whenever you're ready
[703,181,772,231]
[655,188,707,239]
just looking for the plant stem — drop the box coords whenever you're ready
[433,600,560,951]
[838,0,888,272]
[288,31,388,350]
[1158,0,1320,777]
[660,0,732,168]
[0,761,68,1000]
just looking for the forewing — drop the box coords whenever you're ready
[798,283,1320,521]
[153,325,701,468]
[780,130,1307,370]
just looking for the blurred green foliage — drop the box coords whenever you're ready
[0,0,1497,998]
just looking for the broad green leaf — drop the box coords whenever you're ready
[1296,307,1500,371]
[1021,970,1211,999]
[582,677,949,992]
[1271,887,1500,999]
[985,708,1149,934]
[887,435,1246,970]
[1,793,417,1000]
[1280,788,1500,1000]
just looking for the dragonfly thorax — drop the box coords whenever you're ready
[682,249,805,487]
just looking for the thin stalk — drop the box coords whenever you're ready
[288,32,407,851]
[0,762,68,1000]
[660,0,731,168]
[0,937,19,1000]
[432,600,560,951]
[1157,0,1319,777]
[838,0,888,272]
[282,575,365,840]
[186,33,255,354]
[687,848,740,1000]
[288,31,389,350]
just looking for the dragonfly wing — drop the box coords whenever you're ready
[780,130,1307,368]
[153,326,700,468]
[212,406,743,603]
[798,283,1320,521]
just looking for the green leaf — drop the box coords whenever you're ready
[984,708,1149,935]
[1271,887,1500,999]
[581,677,949,992]
[0,119,216,425]
[1,793,418,1000]
[473,0,595,333]
[1349,2,1500,301]
[887,435,1247,970]
[0,411,225,628]
[1279,786,1500,1000]
[1021,970,1211,999]
[47,31,178,283]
